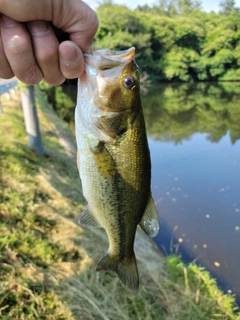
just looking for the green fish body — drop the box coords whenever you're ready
[75,47,159,292]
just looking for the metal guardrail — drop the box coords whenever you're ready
[21,86,44,156]
[0,79,18,112]
[0,80,44,156]
[0,80,18,96]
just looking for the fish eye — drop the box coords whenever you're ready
[124,76,136,90]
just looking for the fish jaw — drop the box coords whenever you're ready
[83,46,136,107]
[76,47,140,142]
[84,47,135,72]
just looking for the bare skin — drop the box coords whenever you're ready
[0,0,98,85]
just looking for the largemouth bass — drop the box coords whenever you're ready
[75,47,159,293]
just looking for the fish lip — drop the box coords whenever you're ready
[84,47,135,70]
[109,47,135,61]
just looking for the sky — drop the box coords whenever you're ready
[84,0,240,13]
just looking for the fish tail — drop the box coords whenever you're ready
[96,252,139,293]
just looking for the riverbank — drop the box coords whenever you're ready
[0,85,239,319]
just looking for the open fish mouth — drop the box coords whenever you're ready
[84,47,135,71]
[77,46,139,141]
[101,46,135,61]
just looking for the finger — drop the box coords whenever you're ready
[57,1,98,53]
[0,0,98,53]
[1,15,42,85]
[0,25,14,79]
[27,20,65,86]
[59,41,85,79]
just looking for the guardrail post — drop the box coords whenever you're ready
[21,85,44,156]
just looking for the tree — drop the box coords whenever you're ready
[219,0,239,15]
[93,2,240,81]
[176,0,202,15]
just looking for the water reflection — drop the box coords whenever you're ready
[142,82,240,144]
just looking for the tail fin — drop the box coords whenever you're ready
[96,252,139,293]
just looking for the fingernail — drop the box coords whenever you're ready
[2,15,18,26]
[28,21,49,36]
[61,47,77,65]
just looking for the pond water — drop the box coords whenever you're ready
[142,82,240,303]
[48,81,240,303]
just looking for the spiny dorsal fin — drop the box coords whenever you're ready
[78,206,102,228]
[139,194,159,238]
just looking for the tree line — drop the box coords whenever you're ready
[94,0,240,82]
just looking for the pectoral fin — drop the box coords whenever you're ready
[92,143,117,179]
[139,195,159,238]
[78,206,102,228]
[95,112,128,139]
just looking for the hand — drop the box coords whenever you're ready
[0,0,98,85]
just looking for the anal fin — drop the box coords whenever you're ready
[78,206,102,228]
[139,194,159,238]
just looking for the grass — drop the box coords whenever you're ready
[0,85,239,319]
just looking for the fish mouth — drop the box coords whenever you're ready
[84,47,135,71]
[108,47,135,62]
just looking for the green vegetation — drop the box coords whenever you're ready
[39,81,76,124]
[0,87,240,319]
[94,0,240,81]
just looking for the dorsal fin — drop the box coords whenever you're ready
[139,194,159,238]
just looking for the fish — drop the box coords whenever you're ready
[75,47,159,293]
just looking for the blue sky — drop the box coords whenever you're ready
[85,0,240,12]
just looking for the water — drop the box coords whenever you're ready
[49,80,240,303]
[142,82,240,303]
